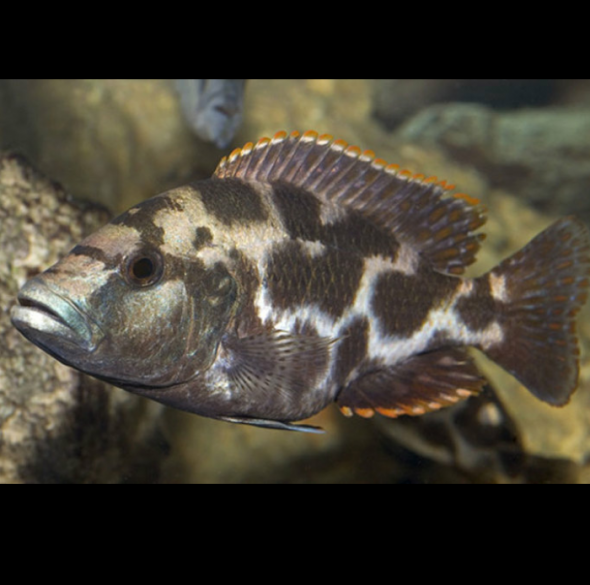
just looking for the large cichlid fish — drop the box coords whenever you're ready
[11,131,590,433]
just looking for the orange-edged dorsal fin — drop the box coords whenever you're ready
[214,130,487,275]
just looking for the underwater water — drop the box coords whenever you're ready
[1,79,589,484]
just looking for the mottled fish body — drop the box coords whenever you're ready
[11,131,590,432]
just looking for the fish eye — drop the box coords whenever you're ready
[125,250,164,288]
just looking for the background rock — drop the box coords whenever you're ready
[0,153,167,483]
[0,80,221,213]
[371,79,590,129]
[396,103,590,218]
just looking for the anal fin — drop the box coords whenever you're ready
[337,347,487,419]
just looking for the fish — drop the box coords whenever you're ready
[10,130,590,433]
[175,79,246,148]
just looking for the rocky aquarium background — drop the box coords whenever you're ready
[1,79,589,483]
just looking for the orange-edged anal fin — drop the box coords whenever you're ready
[336,347,487,419]
[214,131,487,275]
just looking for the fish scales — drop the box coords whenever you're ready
[10,130,590,432]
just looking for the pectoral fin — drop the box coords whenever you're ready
[222,330,337,403]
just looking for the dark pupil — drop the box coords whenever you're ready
[132,257,155,280]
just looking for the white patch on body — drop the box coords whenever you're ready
[366,307,504,364]
[203,349,238,403]
[319,200,348,226]
[456,279,474,296]
[391,244,419,275]
[489,273,509,302]
[297,239,327,258]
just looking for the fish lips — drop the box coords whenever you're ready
[11,278,97,356]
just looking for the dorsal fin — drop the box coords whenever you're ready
[214,130,487,275]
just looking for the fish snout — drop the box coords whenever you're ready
[11,278,97,353]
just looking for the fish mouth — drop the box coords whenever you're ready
[10,278,96,353]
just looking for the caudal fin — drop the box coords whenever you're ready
[484,217,590,406]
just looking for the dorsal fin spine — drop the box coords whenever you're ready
[288,137,322,184]
[234,143,255,178]
[246,137,274,179]
[302,129,319,141]
[304,145,349,192]
[271,130,288,143]
[312,146,358,196]
[340,163,384,209]
[267,133,301,181]
[257,134,289,181]
[284,136,315,182]
[294,141,333,187]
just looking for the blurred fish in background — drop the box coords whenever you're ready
[176,79,246,148]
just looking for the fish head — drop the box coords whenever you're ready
[11,194,239,389]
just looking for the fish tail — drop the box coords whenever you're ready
[482,217,590,406]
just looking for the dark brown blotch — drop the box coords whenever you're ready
[70,245,122,270]
[193,226,213,250]
[424,328,454,353]
[372,263,460,337]
[266,240,364,319]
[454,276,497,331]
[197,178,268,225]
[271,182,400,260]
[225,249,263,337]
[332,316,370,389]
[322,212,400,259]
[110,194,183,247]
[271,181,323,240]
